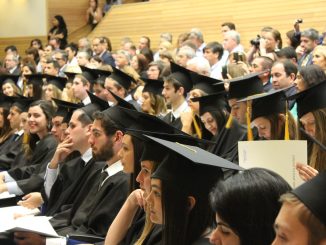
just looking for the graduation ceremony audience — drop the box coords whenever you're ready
[1,2,326,244]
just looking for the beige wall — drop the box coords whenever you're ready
[0,0,47,38]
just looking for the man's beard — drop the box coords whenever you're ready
[93,138,114,161]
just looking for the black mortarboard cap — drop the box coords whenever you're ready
[101,106,135,130]
[227,72,264,99]
[52,98,82,123]
[142,78,164,96]
[87,91,110,111]
[80,66,99,83]
[109,67,135,90]
[169,62,193,93]
[147,135,243,189]
[107,89,137,110]
[0,94,15,110]
[190,72,224,94]
[24,74,44,87]
[191,92,228,116]
[12,94,36,112]
[238,87,290,121]
[92,68,112,81]
[81,91,110,120]
[44,74,67,91]
[292,172,326,226]
[0,73,19,85]
[287,80,326,118]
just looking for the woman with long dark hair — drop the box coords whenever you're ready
[86,0,103,29]
[209,168,292,245]
[48,15,68,49]
[0,100,58,195]
[146,136,243,245]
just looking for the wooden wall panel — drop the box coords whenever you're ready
[89,0,326,52]
[0,36,47,62]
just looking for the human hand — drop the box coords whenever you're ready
[49,136,73,169]
[17,192,44,209]
[14,231,45,245]
[296,45,305,57]
[296,163,319,181]
[128,189,146,209]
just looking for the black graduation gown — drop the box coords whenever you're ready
[6,134,58,194]
[119,208,146,245]
[192,237,211,245]
[53,169,129,237]
[0,134,23,171]
[43,156,105,216]
[142,224,162,245]
[162,111,183,130]
[208,118,247,163]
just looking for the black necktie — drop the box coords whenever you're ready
[171,113,175,123]
[98,170,108,191]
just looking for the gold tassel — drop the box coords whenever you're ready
[22,79,27,96]
[284,101,290,140]
[225,114,233,129]
[22,133,30,144]
[192,114,202,139]
[246,101,253,141]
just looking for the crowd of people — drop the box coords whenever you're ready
[0,9,325,245]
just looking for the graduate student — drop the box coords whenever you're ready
[146,136,243,245]
[162,62,193,130]
[140,78,167,117]
[0,100,58,195]
[0,95,35,170]
[192,92,246,162]
[238,88,297,140]
[288,81,326,179]
[209,168,292,245]
[272,172,326,244]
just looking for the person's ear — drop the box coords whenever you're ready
[114,130,124,143]
[85,123,92,136]
[187,196,196,211]
[178,86,185,96]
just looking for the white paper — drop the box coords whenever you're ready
[0,206,40,232]
[238,140,307,188]
[0,191,15,199]
[3,216,60,238]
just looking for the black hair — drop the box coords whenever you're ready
[92,111,121,136]
[0,106,12,140]
[65,42,79,55]
[221,22,236,30]
[299,64,326,89]
[29,100,55,130]
[129,134,144,192]
[54,15,67,30]
[30,38,43,50]
[76,109,93,127]
[210,168,292,245]
[203,41,224,60]
[276,47,298,62]
[5,45,18,53]
[273,60,297,77]
[161,154,223,245]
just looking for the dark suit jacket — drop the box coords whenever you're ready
[100,51,115,67]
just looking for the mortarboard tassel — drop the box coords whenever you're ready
[225,114,233,129]
[22,78,27,97]
[284,101,290,140]
[246,100,253,141]
[192,114,202,139]
[22,133,30,144]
